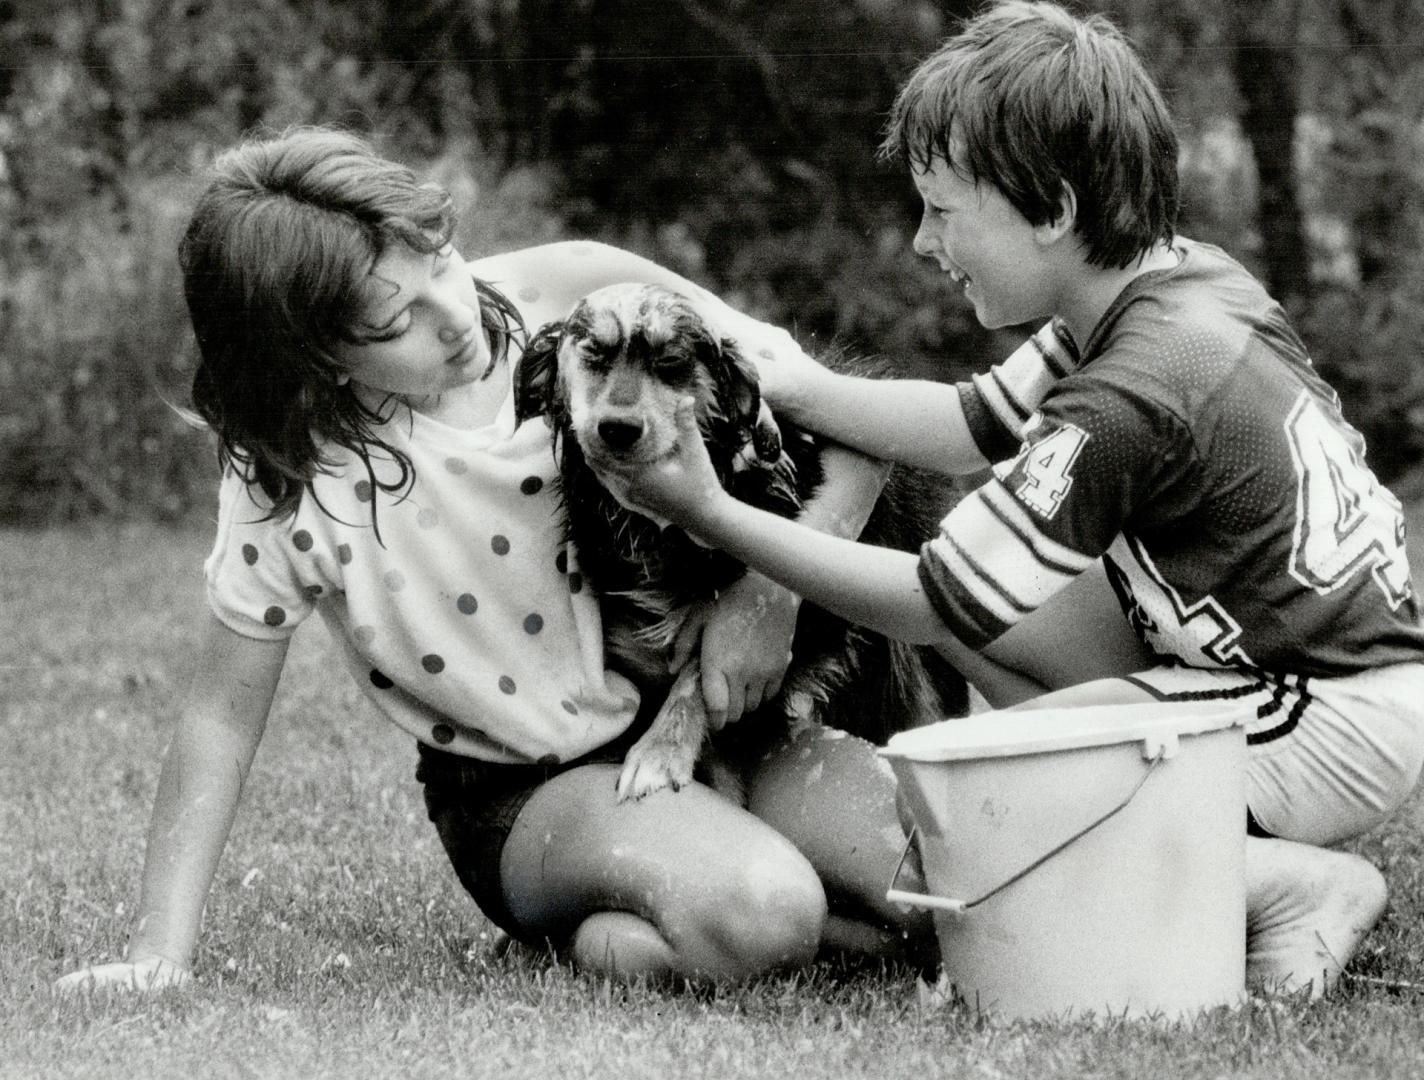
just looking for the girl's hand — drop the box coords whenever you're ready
[674,572,801,728]
[591,397,726,530]
[678,295,816,411]
[54,955,192,995]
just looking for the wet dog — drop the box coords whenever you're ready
[515,283,964,801]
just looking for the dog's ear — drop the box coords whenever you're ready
[514,323,562,424]
[709,335,783,463]
[710,335,761,431]
[750,397,783,462]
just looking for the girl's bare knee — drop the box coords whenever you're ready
[696,855,826,975]
[572,864,824,985]
[570,911,677,981]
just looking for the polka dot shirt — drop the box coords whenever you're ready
[205,384,641,764]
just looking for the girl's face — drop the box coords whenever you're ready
[331,242,492,405]
[910,154,1061,331]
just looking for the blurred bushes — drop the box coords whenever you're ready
[2,0,1423,523]
[0,159,570,522]
[0,180,206,520]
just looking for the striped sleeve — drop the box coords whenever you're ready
[922,362,1202,646]
[917,478,1097,647]
[957,319,1080,464]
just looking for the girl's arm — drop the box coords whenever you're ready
[55,616,287,992]
[670,444,889,726]
[471,240,807,368]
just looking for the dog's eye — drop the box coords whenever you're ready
[653,352,696,380]
[572,340,615,374]
[581,350,615,375]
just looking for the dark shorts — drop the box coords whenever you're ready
[415,736,634,943]
[417,717,785,943]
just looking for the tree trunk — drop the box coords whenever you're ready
[1230,16,1312,314]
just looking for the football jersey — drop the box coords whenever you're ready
[920,238,1424,676]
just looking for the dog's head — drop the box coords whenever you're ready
[515,283,779,475]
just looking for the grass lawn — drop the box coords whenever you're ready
[5,504,1424,1080]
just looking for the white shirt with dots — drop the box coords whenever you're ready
[205,385,641,765]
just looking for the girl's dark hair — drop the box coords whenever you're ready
[881,0,1179,269]
[182,126,524,523]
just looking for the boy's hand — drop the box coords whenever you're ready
[592,397,727,530]
[54,956,192,995]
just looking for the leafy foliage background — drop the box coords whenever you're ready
[2,0,1421,521]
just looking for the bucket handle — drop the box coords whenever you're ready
[886,747,1167,915]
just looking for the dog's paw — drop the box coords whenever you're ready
[615,735,699,802]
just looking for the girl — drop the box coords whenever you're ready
[54,126,929,991]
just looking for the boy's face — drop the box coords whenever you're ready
[910,154,1059,331]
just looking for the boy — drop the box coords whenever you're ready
[594,0,1424,996]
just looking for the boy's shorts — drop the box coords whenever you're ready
[1123,661,1424,846]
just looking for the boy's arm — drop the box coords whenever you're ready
[771,369,978,474]
[478,244,1078,478]
[56,617,286,992]
[600,399,951,647]
[766,320,1079,475]
[475,238,896,536]
[687,468,945,645]
[713,500,947,645]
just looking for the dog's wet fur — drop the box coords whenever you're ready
[515,283,966,800]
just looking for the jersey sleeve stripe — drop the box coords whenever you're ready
[940,494,1086,608]
[957,378,1022,463]
[956,490,1091,592]
[932,529,1037,620]
[971,319,1081,435]
[917,545,1005,648]
[985,366,1033,423]
[1040,318,1078,378]
[979,482,1097,574]
[956,321,1080,462]
[917,487,1092,642]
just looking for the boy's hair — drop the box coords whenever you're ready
[881,0,1179,269]
[181,126,524,524]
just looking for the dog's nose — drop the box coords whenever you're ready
[597,417,645,451]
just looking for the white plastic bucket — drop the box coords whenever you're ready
[881,701,1247,1021]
